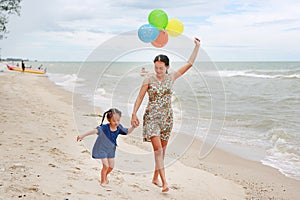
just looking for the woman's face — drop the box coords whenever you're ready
[154,61,168,75]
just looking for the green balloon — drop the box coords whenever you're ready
[148,9,168,30]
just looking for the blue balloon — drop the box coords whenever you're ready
[138,24,159,43]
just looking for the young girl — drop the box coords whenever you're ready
[77,108,135,187]
[131,38,201,192]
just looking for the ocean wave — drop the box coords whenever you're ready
[102,73,121,78]
[262,128,300,180]
[95,87,106,95]
[276,97,300,105]
[262,148,300,180]
[48,73,85,92]
[254,119,278,131]
[266,129,292,144]
[203,70,300,79]
[218,126,300,180]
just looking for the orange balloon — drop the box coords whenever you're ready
[151,30,168,48]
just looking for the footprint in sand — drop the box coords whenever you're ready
[115,175,125,183]
[170,184,181,191]
[49,147,76,163]
[24,186,39,192]
[129,183,149,192]
[65,170,81,180]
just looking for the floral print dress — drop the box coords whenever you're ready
[143,74,174,142]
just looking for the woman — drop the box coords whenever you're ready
[131,37,200,192]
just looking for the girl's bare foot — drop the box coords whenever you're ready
[162,185,169,193]
[100,183,108,187]
[99,180,108,187]
[152,179,162,188]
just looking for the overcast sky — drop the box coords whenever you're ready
[1,0,300,61]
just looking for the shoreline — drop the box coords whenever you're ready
[0,70,299,199]
[14,60,299,182]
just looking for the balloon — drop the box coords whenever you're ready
[166,18,184,37]
[148,9,168,30]
[138,24,159,43]
[151,30,168,48]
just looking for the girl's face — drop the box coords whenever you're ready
[109,113,121,127]
[154,61,168,75]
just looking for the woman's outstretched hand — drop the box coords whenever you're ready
[131,113,140,127]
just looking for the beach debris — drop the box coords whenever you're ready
[81,149,89,154]
[12,163,25,168]
[48,163,57,168]
[9,163,25,172]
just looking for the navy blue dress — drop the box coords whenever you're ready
[92,124,128,159]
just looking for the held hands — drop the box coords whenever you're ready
[131,113,140,128]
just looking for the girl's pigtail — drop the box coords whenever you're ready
[100,111,108,126]
[100,108,121,125]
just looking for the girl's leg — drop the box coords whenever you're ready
[100,158,109,186]
[150,136,169,192]
[105,158,115,183]
[152,139,168,187]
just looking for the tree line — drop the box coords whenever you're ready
[0,0,22,39]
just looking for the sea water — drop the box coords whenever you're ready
[29,60,300,181]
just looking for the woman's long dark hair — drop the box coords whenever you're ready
[154,54,169,74]
[153,54,169,66]
[100,108,122,125]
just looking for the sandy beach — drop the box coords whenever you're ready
[1,70,300,199]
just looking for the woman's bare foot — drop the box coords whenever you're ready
[152,179,162,188]
[162,185,169,193]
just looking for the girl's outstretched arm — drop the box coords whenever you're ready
[173,38,200,81]
[77,129,98,141]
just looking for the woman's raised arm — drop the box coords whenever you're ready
[173,38,200,81]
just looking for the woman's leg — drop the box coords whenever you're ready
[150,136,169,192]
[152,139,169,187]
[161,139,168,160]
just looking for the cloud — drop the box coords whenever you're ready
[285,27,300,31]
[1,0,300,61]
[252,19,298,27]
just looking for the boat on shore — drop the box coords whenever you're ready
[6,64,46,74]
[140,71,151,76]
[140,67,151,76]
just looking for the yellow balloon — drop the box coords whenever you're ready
[166,18,184,37]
